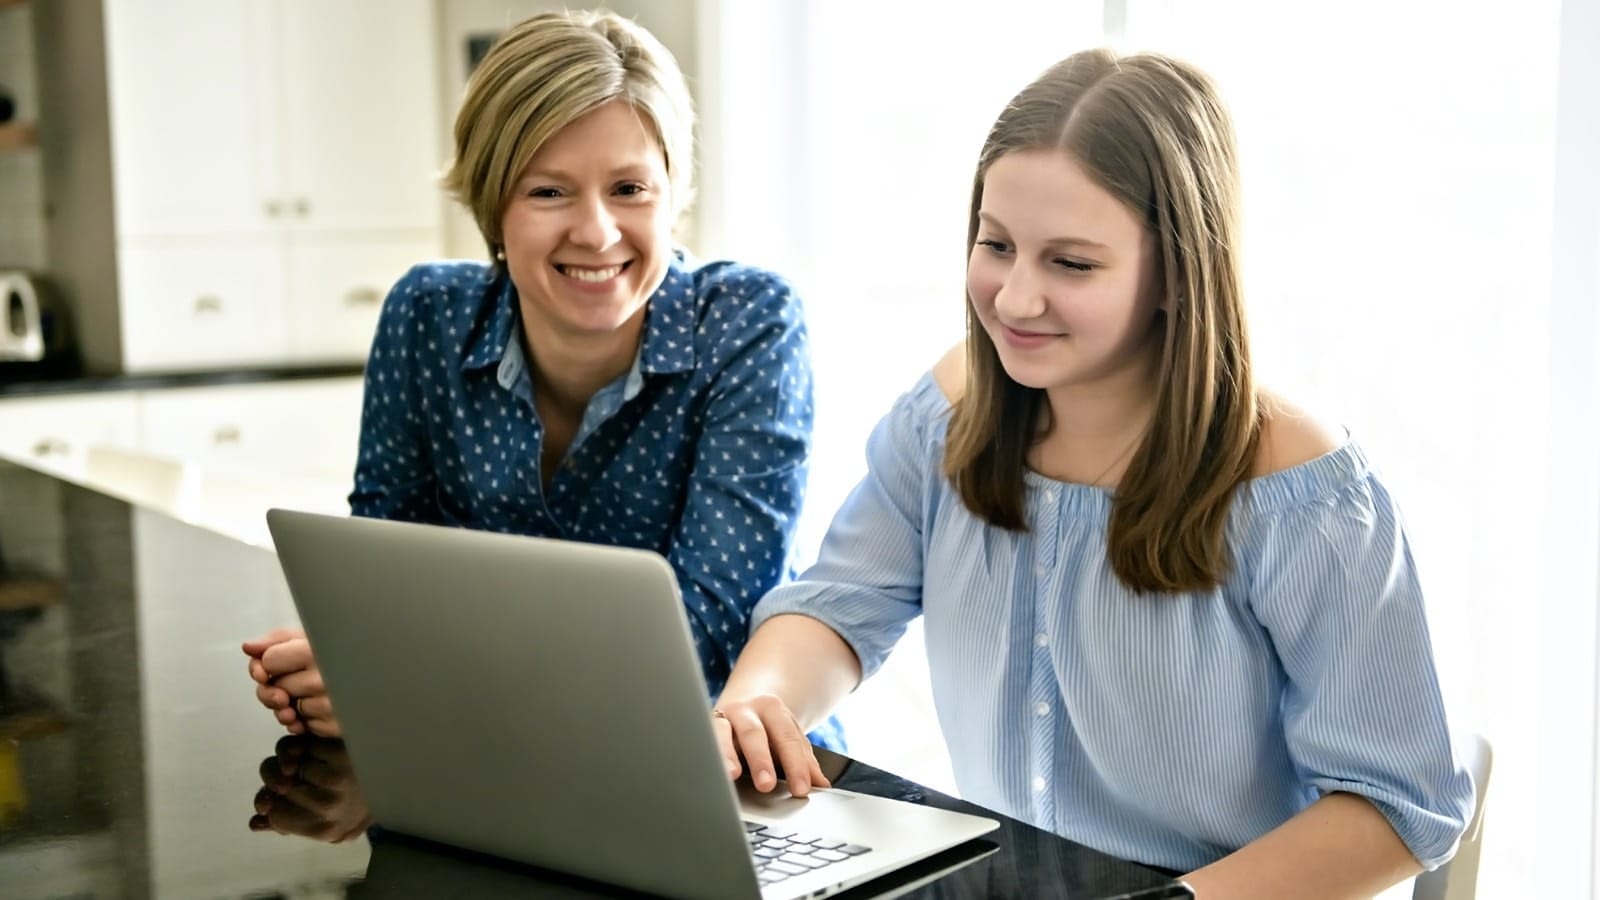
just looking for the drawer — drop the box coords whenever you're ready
[284,233,441,363]
[0,394,143,476]
[137,378,364,481]
[116,241,290,372]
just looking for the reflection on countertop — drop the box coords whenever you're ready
[0,458,367,898]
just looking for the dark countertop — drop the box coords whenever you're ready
[0,362,366,398]
[0,459,1188,899]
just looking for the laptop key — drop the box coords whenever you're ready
[779,853,830,870]
[754,847,784,859]
[813,839,846,850]
[763,827,798,839]
[840,844,871,856]
[758,870,791,884]
[814,849,849,863]
[760,839,793,851]
[768,860,809,876]
[743,822,765,833]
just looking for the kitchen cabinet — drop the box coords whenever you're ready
[103,0,441,239]
[0,393,142,478]
[138,378,364,482]
[282,234,439,363]
[35,0,445,373]
[115,239,290,371]
[0,376,365,485]
[99,0,276,240]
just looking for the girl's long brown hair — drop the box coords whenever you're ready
[944,49,1261,594]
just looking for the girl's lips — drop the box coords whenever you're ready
[1000,325,1063,349]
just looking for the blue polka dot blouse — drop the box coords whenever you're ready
[349,252,815,698]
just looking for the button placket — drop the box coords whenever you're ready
[1026,482,1063,824]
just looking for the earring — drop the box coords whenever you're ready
[494,247,506,261]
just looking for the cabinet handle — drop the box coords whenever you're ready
[265,200,282,218]
[344,287,382,307]
[212,425,242,445]
[31,438,70,457]
[194,295,224,314]
[294,197,311,217]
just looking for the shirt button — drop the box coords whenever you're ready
[1034,632,1049,648]
[1033,702,1049,717]
[1031,776,1047,792]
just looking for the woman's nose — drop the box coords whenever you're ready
[569,196,622,251]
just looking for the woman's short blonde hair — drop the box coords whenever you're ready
[442,10,696,260]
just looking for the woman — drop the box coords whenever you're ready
[245,10,841,751]
[712,49,1474,897]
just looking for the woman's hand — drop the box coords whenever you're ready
[243,628,341,737]
[712,694,831,797]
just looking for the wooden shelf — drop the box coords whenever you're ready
[0,707,67,741]
[0,122,37,152]
[0,575,62,613]
[0,684,68,741]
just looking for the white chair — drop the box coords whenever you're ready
[1412,733,1493,900]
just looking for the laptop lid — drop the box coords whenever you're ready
[265,508,762,900]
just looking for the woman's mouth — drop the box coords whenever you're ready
[555,262,630,283]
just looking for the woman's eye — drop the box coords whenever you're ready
[615,182,649,197]
[1054,258,1095,272]
[527,187,562,199]
[977,239,1011,254]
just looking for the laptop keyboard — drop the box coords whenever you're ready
[744,821,872,886]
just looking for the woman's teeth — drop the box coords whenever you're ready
[561,264,623,283]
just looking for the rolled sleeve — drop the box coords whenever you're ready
[1249,476,1476,868]
[752,377,936,680]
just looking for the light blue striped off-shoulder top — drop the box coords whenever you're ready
[753,371,1475,873]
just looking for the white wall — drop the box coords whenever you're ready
[696,0,1600,894]
[1549,0,1600,893]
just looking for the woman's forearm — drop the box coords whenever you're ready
[718,613,862,729]
[1183,792,1422,899]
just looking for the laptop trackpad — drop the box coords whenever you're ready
[738,780,862,817]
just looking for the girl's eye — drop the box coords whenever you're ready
[1055,258,1095,272]
[616,182,648,196]
[977,239,1011,254]
[528,187,562,199]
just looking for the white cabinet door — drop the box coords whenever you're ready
[0,394,143,476]
[283,233,436,363]
[102,0,279,238]
[275,0,444,234]
[137,378,365,481]
[116,241,290,372]
[96,0,443,373]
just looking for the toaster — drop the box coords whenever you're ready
[0,272,78,370]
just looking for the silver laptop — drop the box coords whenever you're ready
[265,509,999,900]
